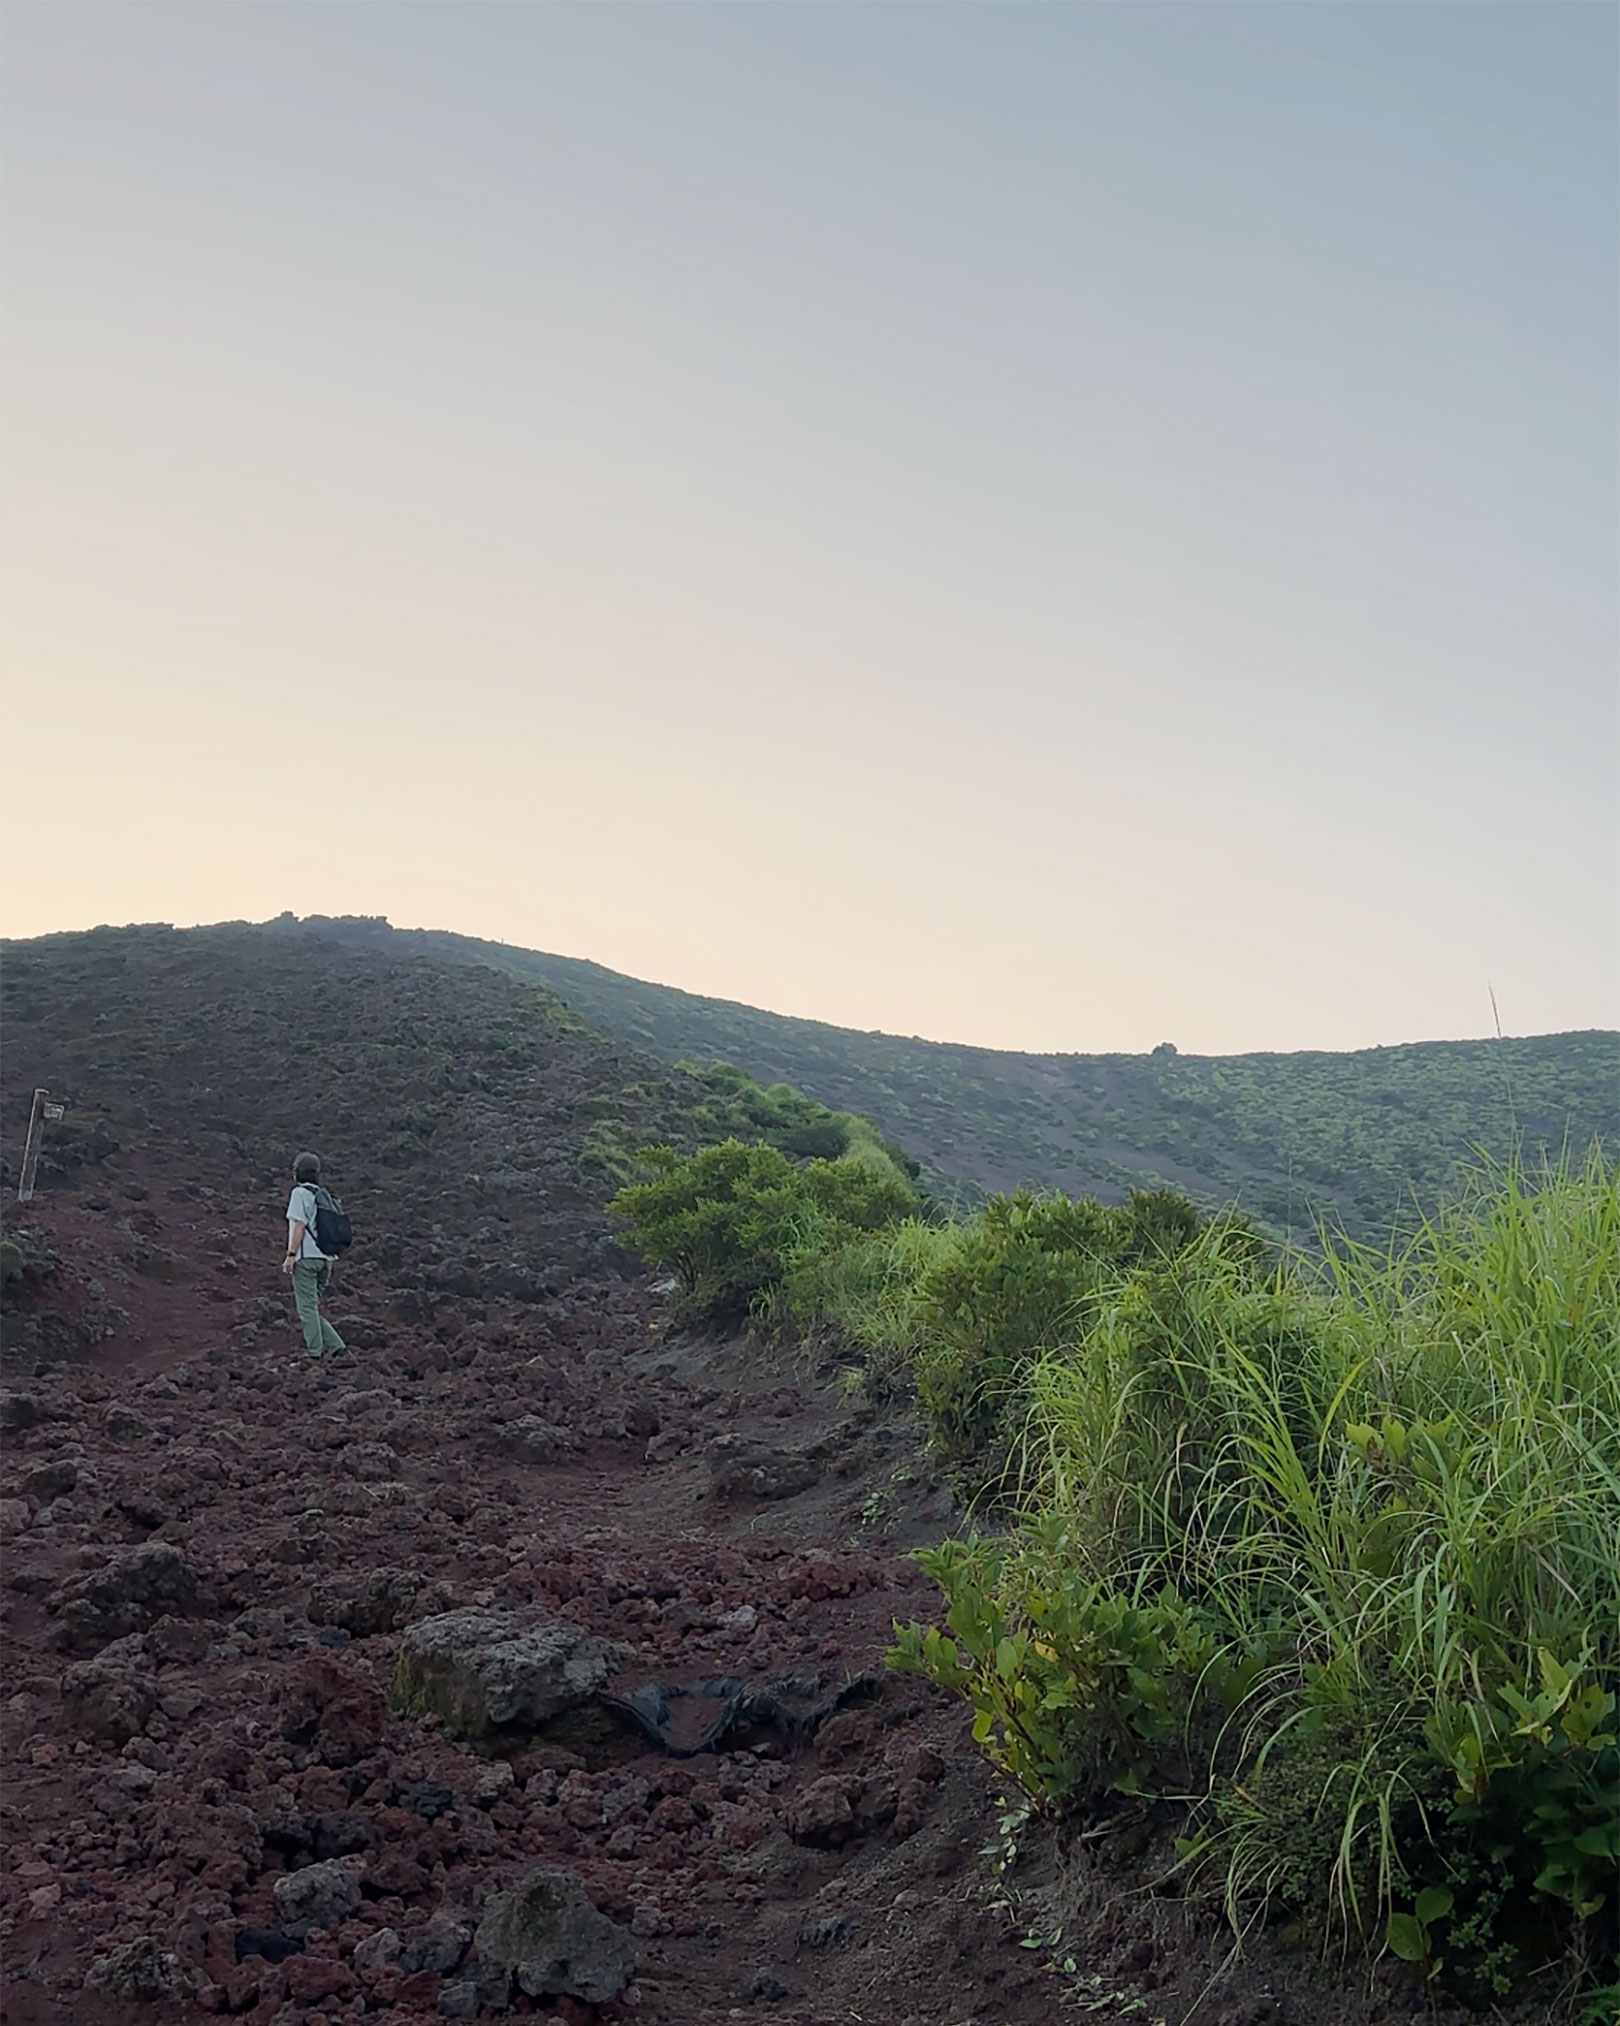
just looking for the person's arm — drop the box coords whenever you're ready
[282,1205,308,1275]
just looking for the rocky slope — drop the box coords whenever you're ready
[0,926,1477,2026]
[0,930,1073,2026]
[1,922,732,1336]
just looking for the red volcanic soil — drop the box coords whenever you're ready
[0,1122,1091,2026]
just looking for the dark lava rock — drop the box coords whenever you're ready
[399,1908,473,1975]
[61,1637,160,1746]
[307,1566,426,1637]
[707,1434,822,1503]
[272,1856,364,1931]
[280,1652,387,1766]
[393,1609,619,1739]
[799,1916,851,1951]
[20,1458,78,1500]
[234,1929,304,1965]
[476,1867,642,2005]
[498,1415,576,1464]
[45,1541,202,1653]
[784,1775,861,1849]
[402,1780,456,1822]
[102,1403,148,1445]
[0,1392,42,1432]
[340,1316,390,1350]
[622,1393,661,1439]
[312,1809,377,1859]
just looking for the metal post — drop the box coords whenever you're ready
[16,1089,49,1203]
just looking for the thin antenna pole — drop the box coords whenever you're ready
[16,1089,49,1203]
[1486,982,1520,1148]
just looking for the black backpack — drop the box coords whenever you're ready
[310,1185,353,1256]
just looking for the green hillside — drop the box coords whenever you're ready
[273,917,1615,1237]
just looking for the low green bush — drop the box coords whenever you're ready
[890,1533,1240,1804]
[610,1137,918,1328]
[685,1062,920,1176]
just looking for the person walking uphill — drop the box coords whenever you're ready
[282,1151,351,1359]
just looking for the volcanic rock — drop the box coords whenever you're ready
[785,1775,861,1848]
[473,1760,517,1808]
[84,1938,201,2003]
[279,1652,387,1766]
[399,1907,473,1974]
[352,1926,402,1973]
[393,1608,618,1738]
[498,1414,575,1464]
[307,1566,426,1636]
[0,1391,42,1432]
[61,1636,161,1746]
[621,1392,661,1439]
[402,1779,456,1820]
[286,1954,359,2004]
[476,1866,642,2003]
[271,1855,364,1932]
[234,1929,304,1964]
[706,1433,822,1502]
[45,1541,202,1653]
[102,1403,148,1445]
[20,1458,77,1500]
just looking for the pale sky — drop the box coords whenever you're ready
[3,3,1616,1054]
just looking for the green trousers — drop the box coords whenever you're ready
[291,1258,346,1358]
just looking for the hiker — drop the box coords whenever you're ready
[282,1151,347,1360]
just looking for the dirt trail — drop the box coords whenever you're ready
[0,1141,1096,2026]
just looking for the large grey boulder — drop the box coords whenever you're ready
[392,1610,618,1739]
[272,1856,364,1932]
[476,1868,641,2003]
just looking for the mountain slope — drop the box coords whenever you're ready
[0,925,1084,2026]
[276,917,1618,1237]
[0,922,730,1307]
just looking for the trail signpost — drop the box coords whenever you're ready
[16,1089,64,1203]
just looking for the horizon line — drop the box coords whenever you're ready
[5,911,1615,1066]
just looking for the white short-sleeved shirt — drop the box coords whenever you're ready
[287,1185,329,1261]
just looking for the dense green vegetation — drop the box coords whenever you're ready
[581,1059,918,1192]
[285,917,1618,1242]
[608,1132,919,1328]
[613,1139,1619,2006]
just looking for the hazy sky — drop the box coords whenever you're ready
[3,3,1616,1055]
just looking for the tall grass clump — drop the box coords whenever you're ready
[892,1154,1619,2002]
[771,1217,956,1379]
[867,1187,1222,1455]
